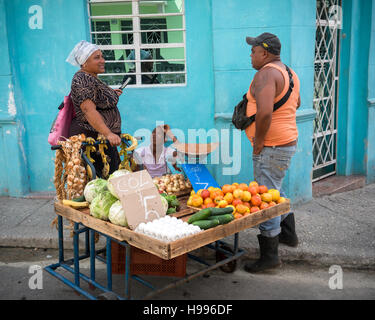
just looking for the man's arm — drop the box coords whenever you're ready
[253,69,276,154]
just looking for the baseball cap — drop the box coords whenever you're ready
[246,32,281,55]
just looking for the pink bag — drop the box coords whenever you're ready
[48,93,76,145]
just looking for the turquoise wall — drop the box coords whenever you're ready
[337,0,373,180]
[1,0,216,195]
[0,0,29,196]
[366,0,375,183]
[1,0,374,204]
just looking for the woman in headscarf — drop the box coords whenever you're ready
[66,40,123,177]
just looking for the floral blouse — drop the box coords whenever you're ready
[71,70,121,134]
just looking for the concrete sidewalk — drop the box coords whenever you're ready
[1,183,374,269]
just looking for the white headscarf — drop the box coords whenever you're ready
[66,40,100,67]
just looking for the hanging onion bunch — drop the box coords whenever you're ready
[153,174,192,194]
[54,134,87,200]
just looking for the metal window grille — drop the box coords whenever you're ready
[312,0,342,182]
[87,0,187,87]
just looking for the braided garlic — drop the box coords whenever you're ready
[54,134,87,200]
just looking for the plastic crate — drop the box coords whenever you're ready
[111,241,187,277]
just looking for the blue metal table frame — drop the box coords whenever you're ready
[44,214,245,300]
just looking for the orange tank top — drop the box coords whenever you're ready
[245,63,300,146]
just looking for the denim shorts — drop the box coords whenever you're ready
[252,144,297,237]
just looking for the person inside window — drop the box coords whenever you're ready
[125,50,160,85]
[134,125,181,178]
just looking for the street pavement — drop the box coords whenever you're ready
[0,183,374,270]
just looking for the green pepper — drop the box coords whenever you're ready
[167,207,177,214]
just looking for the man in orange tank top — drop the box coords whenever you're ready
[243,33,300,273]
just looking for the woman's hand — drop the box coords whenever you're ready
[114,89,123,97]
[105,132,121,146]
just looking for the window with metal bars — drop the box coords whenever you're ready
[88,0,186,87]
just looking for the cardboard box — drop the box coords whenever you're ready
[110,170,165,230]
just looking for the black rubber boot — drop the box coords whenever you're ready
[244,234,281,273]
[279,213,298,247]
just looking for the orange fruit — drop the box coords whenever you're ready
[214,195,224,204]
[217,190,225,197]
[206,203,216,208]
[236,204,248,214]
[224,192,234,204]
[242,190,252,202]
[204,197,213,205]
[210,190,219,199]
[234,213,243,219]
[268,201,277,207]
[243,212,251,217]
[242,201,250,208]
[197,189,204,196]
[250,206,260,213]
[248,186,258,196]
[250,194,262,207]
[232,199,243,207]
[233,189,244,199]
[260,202,269,210]
[218,200,228,208]
[277,197,286,204]
[201,189,210,199]
[268,189,280,202]
[232,182,239,187]
[222,184,233,194]
[191,195,203,207]
[202,204,207,209]
[208,186,215,192]
[261,192,273,203]
[249,181,259,188]
[258,185,268,194]
[239,183,249,191]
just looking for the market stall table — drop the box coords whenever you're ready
[45,197,290,300]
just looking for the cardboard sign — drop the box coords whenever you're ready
[180,163,220,191]
[110,170,165,230]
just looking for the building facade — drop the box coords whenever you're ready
[0,0,374,204]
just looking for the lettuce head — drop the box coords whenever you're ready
[84,178,108,203]
[90,191,117,221]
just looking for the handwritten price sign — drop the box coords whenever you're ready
[111,170,165,230]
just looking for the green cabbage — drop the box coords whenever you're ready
[90,191,117,221]
[108,200,128,227]
[107,169,131,198]
[84,178,108,203]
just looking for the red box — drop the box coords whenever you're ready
[111,241,187,277]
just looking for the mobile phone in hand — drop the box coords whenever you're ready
[119,77,131,90]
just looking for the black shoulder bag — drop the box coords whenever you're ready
[232,65,294,130]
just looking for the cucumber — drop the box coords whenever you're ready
[210,207,234,216]
[72,195,86,202]
[187,208,212,224]
[192,219,220,230]
[207,214,234,225]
